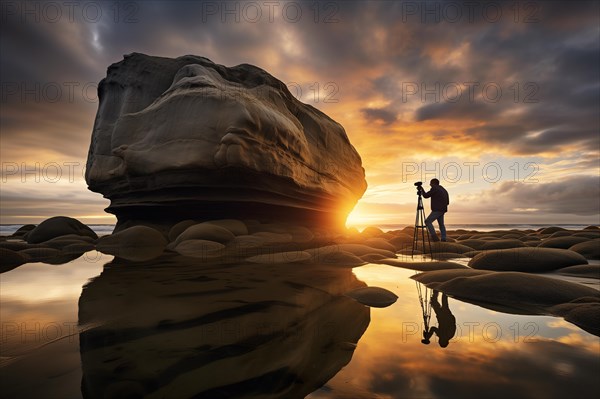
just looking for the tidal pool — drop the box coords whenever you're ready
[1,253,598,398]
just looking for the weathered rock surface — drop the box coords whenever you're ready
[26,216,97,244]
[469,247,588,272]
[85,53,366,230]
[556,264,600,278]
[96,225,167,261]
[538,236,589,249]
[568,239,600,260]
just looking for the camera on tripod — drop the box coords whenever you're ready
[414,181,424,193]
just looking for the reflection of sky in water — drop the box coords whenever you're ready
[1,258,599,398]
[1,253,109,398]
[309,265,600,399]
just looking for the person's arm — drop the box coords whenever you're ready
[420,187,432,198]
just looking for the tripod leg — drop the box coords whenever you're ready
[412,199,420,256]
[420,207,427,259]
[418,196,432,259]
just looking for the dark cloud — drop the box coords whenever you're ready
[427,341,600,399]
[361,107,397,125]
[461,175,600,217]
[360,340,600,399]
[415,94,495,122]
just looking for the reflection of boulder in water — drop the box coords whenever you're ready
[78,256,370,398]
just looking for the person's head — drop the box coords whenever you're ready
[439,339,449,348]
[430,178,440,187]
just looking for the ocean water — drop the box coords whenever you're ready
[1,223,599,398]
[0,223,594,237]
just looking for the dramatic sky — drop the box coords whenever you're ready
[1,0,599,227]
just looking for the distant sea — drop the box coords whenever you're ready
[0,223,595,236]
[369,223,596,232]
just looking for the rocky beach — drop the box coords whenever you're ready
[1,218,599,398]
[2,51,599,398]
[2,217,599,332]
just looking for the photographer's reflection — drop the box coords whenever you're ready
[428,290,456,348]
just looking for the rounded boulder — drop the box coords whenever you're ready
[27,216,97,244]
[174,223,236,246]
[568,239,600,260]
[97,226,167,261]
[538,236,589,249]
[469,247,588,272]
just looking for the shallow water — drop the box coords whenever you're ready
[1,253,599,399]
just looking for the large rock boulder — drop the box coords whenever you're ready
[85,53,366,230]
[26,216,97,244]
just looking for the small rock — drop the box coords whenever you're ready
[174,239,225,259]
[549,231,573,238]
[556,264,600,278]
[568,239,600,260]
[10,224,36,238]
[363,238,396,252]
[174,223,236,245]
[479,239,526,250]
[63,242,96,254]
[455,239,487,250]
[97,226,167,261]
[540,226,568,235]
[469,247,588,272]
[361,226,385,237]
[346,287,398,308]
[321,250,367,267]
[168,220,197,242]
[246,250,311,264]
[538,236,589,249]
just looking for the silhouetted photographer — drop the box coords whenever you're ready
[417,178,449,242]
[429,290,456,348]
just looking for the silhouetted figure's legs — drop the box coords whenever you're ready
[425,211,445,242]
[437,213,447,241]
[430,291,456,348]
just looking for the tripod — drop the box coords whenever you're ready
[412,191,433,258]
